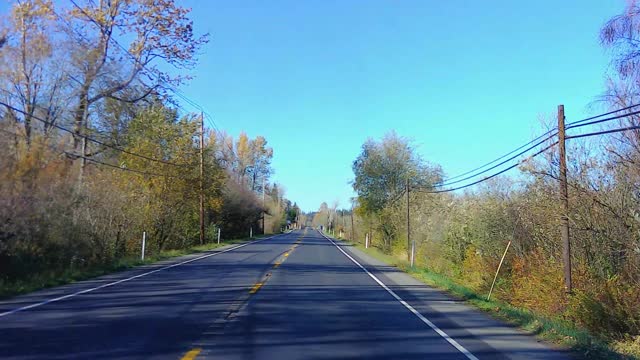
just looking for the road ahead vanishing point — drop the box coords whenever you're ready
[0,229,570,360]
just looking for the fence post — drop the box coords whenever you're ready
[558,104,572,293]
[141,231,146,261]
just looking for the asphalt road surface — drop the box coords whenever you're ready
[0,229,572,360]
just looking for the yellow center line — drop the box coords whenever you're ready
[181,348,201,360]
[271,232,305,268]
[249,282,264,294]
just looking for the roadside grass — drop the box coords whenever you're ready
[0,234,270,300]
[336,237,638,360]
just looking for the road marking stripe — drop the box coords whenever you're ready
[319,231,479,360]
[0,235,279,318]
[181,348,201,360]
[274,262,281,268]
[249,282,264,294]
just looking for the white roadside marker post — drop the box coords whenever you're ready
[141,231,146,261]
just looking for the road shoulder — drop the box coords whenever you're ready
[0,235,276,317]
[327,235,574,360]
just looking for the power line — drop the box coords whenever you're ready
[430,105,640,192]
[0,101,190,168]
[565,109,640,130]
[0,127,176,178]
[565,103,640,127]
[439,128,557,184]
[419,142,558,194]
[75,153,178,178]
[436,132,557,187]
[412,106,640,194]
[566,125,640,140]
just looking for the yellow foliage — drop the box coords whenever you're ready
[508,250,567,316]
[459,246,491,291]
[567,268,640,336]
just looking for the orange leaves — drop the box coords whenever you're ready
[508,250,568,316]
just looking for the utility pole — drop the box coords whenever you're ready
[558,104,571,293]
[199,112,205,245]
[350,203,355,241]
[406,178,414,266]
[262,177,266,234]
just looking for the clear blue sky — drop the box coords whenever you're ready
[2,0,624,212]
[177,0,622,212]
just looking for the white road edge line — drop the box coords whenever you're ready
[0,235,280,318]
[319,231,479,360]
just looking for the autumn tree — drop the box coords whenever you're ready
[53,0,207,179]
[0,0,66,143]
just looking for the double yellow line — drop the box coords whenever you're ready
[248,229,306,295]
[180,230,307,360]
[249,282,264,294]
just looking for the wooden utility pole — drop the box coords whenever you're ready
[350,204,355,241]
[199,112,205,245]
[262,177,266,234]
[558,104,571,293]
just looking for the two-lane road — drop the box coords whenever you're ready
[0,229,570,359]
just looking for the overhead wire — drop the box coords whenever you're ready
[425,106,640,194]
[46,2,237,168]
[566,109,640,130]
[437,128,557,184]
[66,0,237,160]
[428,104,640,193]
[418,142,558,194]
[565,103,640,127]
[0,127,176,178]
[566,125,640,140]
[0,101,190,168]
[436,132,557,187]
[438,104,640,187]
